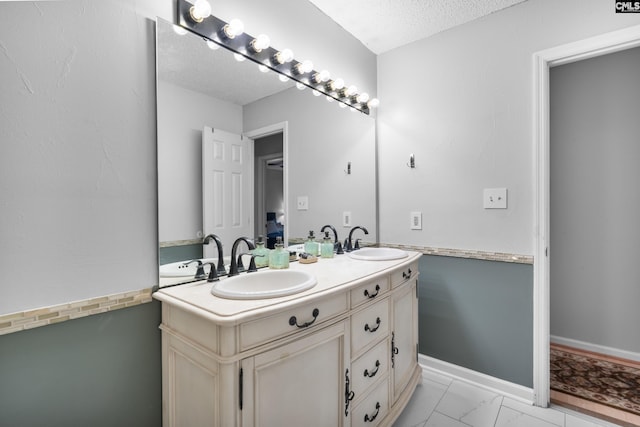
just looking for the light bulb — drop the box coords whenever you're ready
[312,89,321,96]
[223,19,244,39]
[367,98,380,109]
[326,96,334,103]
[339,102,347,108]
[356,93,370,104]
[173,25,188,36]
[278,74,290,82]
[296,82,306,90]
[258,64,269,73]
[233,53,246,62]
[350,107,357,113]
[273,49,294,65]
[206,40,219,50]
[251,34,270,52]
[313,69,330,83]
[294,60,313,75]
[189,0,212,22]
[330,78,345,91]
[345,85,358,97]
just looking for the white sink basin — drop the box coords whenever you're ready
[347,247,408,261]
[160,258,219,278]
[211,270,317,300]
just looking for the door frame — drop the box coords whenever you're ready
[533,24,640,407]
[244,122,289,245]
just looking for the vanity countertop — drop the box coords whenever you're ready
[153,250,421,325]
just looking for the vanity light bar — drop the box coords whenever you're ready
[177,0,377,114]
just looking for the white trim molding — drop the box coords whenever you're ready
[533,24,640,408]
[551,335,640,363]
[419,354,534,404]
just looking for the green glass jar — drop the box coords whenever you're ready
[252,235,270,268]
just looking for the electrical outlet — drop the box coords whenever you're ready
[343,211,351,227]
[410,212,422,230]
[297,196,309,210]
[483,188,507,209]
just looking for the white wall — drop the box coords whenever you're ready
[550,47,640,354]
[0,0,376,315]
[377,0,640,256]
[157,80,242,242]
[244,88,377,242]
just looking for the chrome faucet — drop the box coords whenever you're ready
[203,234,226,275]
[345,226,369,252]
[229,237,256,277]
[321,224,344,254]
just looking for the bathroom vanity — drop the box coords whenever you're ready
[154,251,421,427]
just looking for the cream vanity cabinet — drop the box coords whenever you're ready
[155,252,421,427]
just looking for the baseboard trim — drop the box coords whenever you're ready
[551,335,640,363]
[419,354,535,405]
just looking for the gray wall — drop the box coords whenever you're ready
[0,302,162,427]
[550,47,640,354]
[419,256,533,387]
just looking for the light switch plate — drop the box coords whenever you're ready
[410,212,422,230]
[483,188,507,209]
[297,196,309,210]
[343,211,351,227]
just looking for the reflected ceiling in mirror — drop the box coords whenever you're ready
[157,19,295,106]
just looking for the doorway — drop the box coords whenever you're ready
[245,122,289,247]
[533,25,640,409]
[254,133,284,248]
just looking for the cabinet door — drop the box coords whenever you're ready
[391,279,418,402]
[242,321,351,427]
[163,333,219,427]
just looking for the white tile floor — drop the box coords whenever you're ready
[393,368,625,427]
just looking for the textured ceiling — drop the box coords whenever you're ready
[157,19,294,106]
[307,0,528,54]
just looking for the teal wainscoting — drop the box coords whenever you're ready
[159,243,203,266]
[0,301,162,427]
[418,255,534,388]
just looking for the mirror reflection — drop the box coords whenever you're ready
[156,19,377,287]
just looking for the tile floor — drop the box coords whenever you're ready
[393,367,625,427]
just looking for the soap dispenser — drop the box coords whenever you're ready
[320,231,334,258]
[269,236,289,269]
[304,230,319,256]
[252,235,270,268]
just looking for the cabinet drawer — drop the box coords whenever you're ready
[351,339,388,399]
[351,298,389,357]
[351,378,389,427]
[390,262,418,288]
[240,293,348,351]
[351,277,389,308]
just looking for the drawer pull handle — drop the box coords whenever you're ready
[289,308,319,328]
[363,284,380,299]
[364,317,381,333]
[402,268,412,279]
[364,402,381,423]
[363,360,380,378]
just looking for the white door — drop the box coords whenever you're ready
[202,127,254,258]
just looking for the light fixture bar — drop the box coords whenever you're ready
[177,0,372,114]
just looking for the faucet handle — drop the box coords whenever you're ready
[344,238,353,252]
[354,239,362,250]
[335,241,344,255]
[238,253,259,273]
[183,259,206,280]
[202,262,219,282]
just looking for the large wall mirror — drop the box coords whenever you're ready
[157,18,377,286]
